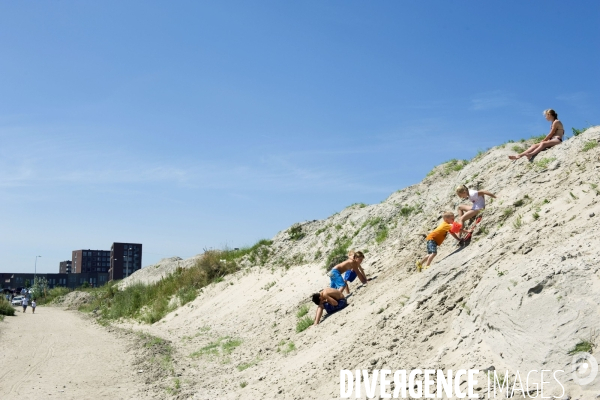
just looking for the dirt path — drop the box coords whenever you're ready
[0,306,143,399]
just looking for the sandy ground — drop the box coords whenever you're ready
[0,306,143,399]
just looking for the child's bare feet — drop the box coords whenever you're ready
[508,155,519,160]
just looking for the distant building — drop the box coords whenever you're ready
[72,249,111,274]
[109,242,143,281]
[59,260,72,274]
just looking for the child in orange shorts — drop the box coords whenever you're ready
[416,211,461,271]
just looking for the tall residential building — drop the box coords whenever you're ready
[72,249,111,274]
[109,242,142,281]
[59,260,72,274]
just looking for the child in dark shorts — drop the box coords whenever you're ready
[416,211,461,271]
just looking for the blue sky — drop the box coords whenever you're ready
[1,1,598,273]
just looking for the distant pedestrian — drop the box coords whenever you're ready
[22,297,28,313]
[31,299,37,314]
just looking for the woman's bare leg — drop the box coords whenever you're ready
[526,139,560,159]
[509,143,539,160]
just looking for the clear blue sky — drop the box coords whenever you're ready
[1,1,598,273]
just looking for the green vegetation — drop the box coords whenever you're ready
[290,253,304,265]
[237,357,261,371]
[530,134,547,143]
[348,202,367,208]
[77,247,258,324]
[460,302,471,315]
[399,205,417,218]
[37,286,70,305]
[243,239,273,266]
[512,214,523,229]
[472,149,486,161]
[582,141,598,152]
[513,199,524,207]
[375,227,388,244]
[511,145,525,153]
[361,216,389,245]
[477,225,489,236]
[533,157,556,170]
[296,316,313,333]
[288,224,305,241]
[313,249,322,260]
[568,340,594,355]
[137,331,174,374]
[315,226,328,236]
[533,211,540,220]
[0,298,15,317]
[502,208,514,219]
[296,304,309,318]
[278,340,296,354]
[190,336,242,359]
[335,224,342,231]
[240,381,248,388]
[262,281,276,291]
[572,127,587,136]
[444,159,468,174]
[570,192,578,200]
[324,235,352,270]
[496,268,507,277]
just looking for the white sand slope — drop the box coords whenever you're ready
[115,127,600,399]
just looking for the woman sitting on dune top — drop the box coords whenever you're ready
[509,109,564,161]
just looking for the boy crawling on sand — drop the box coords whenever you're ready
[311,287,348,326]
[416,211,461,271]
[341,250,367,294]
[328,251,367,292]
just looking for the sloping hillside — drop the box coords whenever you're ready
[120,127,600,399]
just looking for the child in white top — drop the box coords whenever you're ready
[31,300,37,314]
[455,185,496,227]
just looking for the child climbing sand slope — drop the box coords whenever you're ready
[455,185,496,232]
[416,211,461,271]
[341,250,367,294]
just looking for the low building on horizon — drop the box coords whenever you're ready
[0,272,108,291]
[59,260,72,274]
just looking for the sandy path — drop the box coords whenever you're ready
[0,306,142,399]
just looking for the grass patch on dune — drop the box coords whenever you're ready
[444,158,468,174]
[567,340,594,355]
[533,157,556,170]
[296,316,313,333]
[79,244,271,324]
[324,236,352,270]
[190,336,242,359]
[237,357,261,371]
[582,141,598,152]
[511,144,526,153]
[296,304,309,318]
